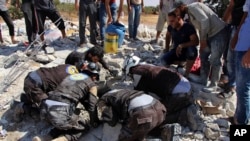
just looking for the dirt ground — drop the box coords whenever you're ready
[61,12,160,27]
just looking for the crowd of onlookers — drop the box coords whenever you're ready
[154,0,250,126]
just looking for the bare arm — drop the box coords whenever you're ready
[222,0,234,23]
[127,0,131,13]
[105,0,113,24]
[16,0,20,8]
[231,12,248,49]
[90,86,98,97]
[176,33,199,57]
[141,0,144,12]
[180,34,199,48]
[117,0,124,22]
[75,0,79,10]
[165,31,172,52]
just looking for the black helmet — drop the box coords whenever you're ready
[87,62,99,74]
[81,61,100,80]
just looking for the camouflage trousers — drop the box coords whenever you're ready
[119,99,166,141]
[41,100,90,141]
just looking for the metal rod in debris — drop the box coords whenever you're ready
[0,17,63,94]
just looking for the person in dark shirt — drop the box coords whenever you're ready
[33,0,66,42]
[16,0,37,44]
[33,70,99,141]
[97,89,166,141]
[75,0,98,47]
[122,55,192,114]
[161,11,199,77]
[23,64,80,107]
[122,55,204,131]
[65,46,118,76]
[219,0,246,98]
[14,52,91,122]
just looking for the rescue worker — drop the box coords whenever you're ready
[21,56,87,108]
[123,55,192,114]
[32,63,100,141]
[97,89,166,141]
[65,46,118,76]
[14,51,85,121]
[122,55,204,132]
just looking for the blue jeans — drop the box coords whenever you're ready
[234,51,250,125]
[161,46,198,66]
[105,22,126,48]
[128,4,141,39]
[99,2,117,40]
[200,27,229,86]
[226,26,237,87]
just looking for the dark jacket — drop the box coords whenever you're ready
[36,64,79,94]
[231,0,246,26]
[48,73,97,112]
[130,64,181,100]
[98,89,144,126]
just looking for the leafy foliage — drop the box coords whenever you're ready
[8,5,23,20]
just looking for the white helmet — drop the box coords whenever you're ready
[122,55,141,75]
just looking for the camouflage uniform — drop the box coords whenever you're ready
[23,64,79,106]
[41,73,98,141]
[98,89,166,141]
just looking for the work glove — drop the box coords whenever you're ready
[88,92,99,128]
[89,110,100,128]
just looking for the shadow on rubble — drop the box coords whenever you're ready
[0,100,53,141]
[0,44,27,56]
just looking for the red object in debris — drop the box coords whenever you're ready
[23,41,30,47]
[190,56,201,75]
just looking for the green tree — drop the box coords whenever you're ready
[53,0,61,6]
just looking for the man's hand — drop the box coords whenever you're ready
[141,6,144,12]
[75,0,79,11]
[5,1,10,7]
[107,17,113,25]
[176,44,183,57]
[128,6,132,13]
[242,50,250,69]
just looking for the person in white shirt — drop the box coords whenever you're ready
[150,0,174,44]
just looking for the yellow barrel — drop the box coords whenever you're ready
[104,33,118,53]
